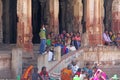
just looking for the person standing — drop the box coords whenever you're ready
[71,60,79,74]
[39,25,46,54]
[115,33,120,48]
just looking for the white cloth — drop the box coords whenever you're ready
[72,65,79,74]
[67,45,76,51]
[48,51,53,61]
[80,74,86,80]
[103,33,112,42]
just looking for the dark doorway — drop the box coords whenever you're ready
[32,0,41,43]
[81,0,86,33]
[2,0,17,44]
[103,0,113,31]
[59,0,66,34]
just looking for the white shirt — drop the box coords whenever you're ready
[80,74,86,80]
[103,33,112,42]
[48,51,53,61]
[72,65,79,74]
[67,45,76,51]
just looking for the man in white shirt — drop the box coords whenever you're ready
[71,60,79,74]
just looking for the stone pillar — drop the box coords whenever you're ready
[12,48,22,78]
[54,46,61,61]
[85,0,103,46]
[17,0,33,52]
[73,0,83,33]
[0,0,2,43]
[112,0,120,33]
[49,0,59,34]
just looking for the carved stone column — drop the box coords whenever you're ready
[0,0,2,43]
[49,0,59,34]
[112,0,120,33]
[85,0,103,46]
[17,0,33,52]
[73,0,83,33]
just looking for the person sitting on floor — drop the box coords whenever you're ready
[103,30,112,45]
[39,66,50,80]
[115,33,120,48]
[32,67,42,80]
[109,31,116,45]
[74,32,81,50]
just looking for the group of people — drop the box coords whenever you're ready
[103,30,120,47]
[61,60,119,80]
[21,65,50,80]
[39,25,120,57]
[61,61,93,80]
[39,25,81,57]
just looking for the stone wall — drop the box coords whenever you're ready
[84,46,120,65]
[84,46,120,77]
[0,53,11,78]
[37,47,84,74]
[38,46,120,78]
[0,0,2,43]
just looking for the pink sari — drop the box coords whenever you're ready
[91,69,106,80]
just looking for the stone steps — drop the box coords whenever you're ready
[22,52,38,73]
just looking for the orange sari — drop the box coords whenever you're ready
[61,68,72,80]
[21,65,33,80]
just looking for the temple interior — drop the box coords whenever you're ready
[0,0,120,79]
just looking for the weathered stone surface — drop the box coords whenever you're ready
[85,0,103,46]
[17,0,33,52]
[73,0,83,33]
[112,0,120,33]
[12,48,22,78]
[0,0,2,43]
[0,54,11,78]
[49,0,59,34]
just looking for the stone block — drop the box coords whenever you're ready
[12,48,22,78]
[0,54,11,78]
[54,46,61,61]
